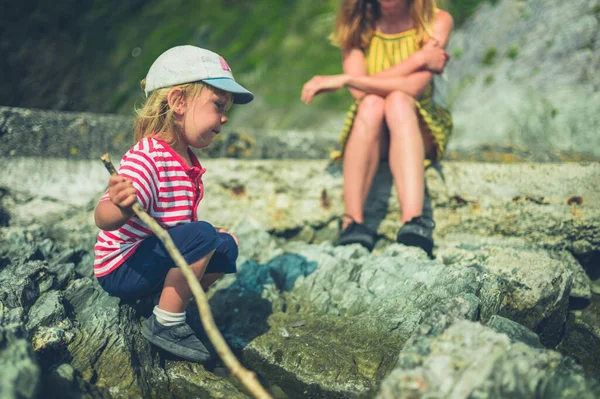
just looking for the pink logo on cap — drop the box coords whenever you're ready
[219,56,231,71]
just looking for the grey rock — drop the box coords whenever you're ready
[446,0,600,160]
[166,361,250,399]
[64,277,170,398]
[0,106,336,160]
[25,290,65,332]
[0,302,40,399]
[486,315,543,349]
[557,294,600,381]
[378,320,600,399]
[45,363,112,399]
[212,236,575,396]
[0,155,598,397]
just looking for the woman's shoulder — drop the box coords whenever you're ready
[434,9,454,27]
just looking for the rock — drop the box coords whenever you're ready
[44,363,112,399]
[0,302,40,399]
[0,156,598,397]
[439,241,572,347]
[166,361,250,399]
[485,315,543,349]
[378,320,600,398]
[0,106,336,160]
[446,0,600,160]
[243,313,400,398]
[557,294,600,381]
[211,237,576,396]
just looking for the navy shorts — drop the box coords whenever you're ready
[97,221,237,300]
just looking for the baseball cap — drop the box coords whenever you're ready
[144,45,254,104]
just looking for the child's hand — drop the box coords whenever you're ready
[421,39,450,74]
[301,74,349,104]
[216,227,239,245]
[108,175,136,215]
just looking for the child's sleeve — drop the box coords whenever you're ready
[116,149,159,212]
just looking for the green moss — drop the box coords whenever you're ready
[447,74,476,109]
[507,44,519,60]
[482,47,498,66]
[446,0,499,27]
[243,312,402,398]
[452,48,464,59]
[484,74,495,86]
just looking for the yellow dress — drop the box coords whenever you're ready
[331,28,453,168]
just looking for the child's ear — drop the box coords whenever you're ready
[167,88,186,115]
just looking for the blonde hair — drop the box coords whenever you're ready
[330,0,441,50]
[133,80,233,145]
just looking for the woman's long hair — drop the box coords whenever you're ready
[330,0,441,50]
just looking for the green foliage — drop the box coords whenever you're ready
[482,47,498,66]
[484,74,495,86]
[447,74,475,109]
[446,0,498,26]
[1,0,495,130]
[452,48,464,59]
[506,44,519,60]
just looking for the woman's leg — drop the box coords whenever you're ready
[384,91,436,223]
[342,94,386,228]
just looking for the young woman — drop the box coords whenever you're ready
[302,0,453,256]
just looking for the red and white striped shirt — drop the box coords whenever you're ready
[94,137,205,277]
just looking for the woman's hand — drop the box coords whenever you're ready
[421,39,450,74]
[108,174,136,217]
[216,227,239,245]
[301,74,350,104]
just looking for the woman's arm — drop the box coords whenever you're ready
[341,48,368,101]
[353,11,454,96]
[374,10,454,79]
[301,11,453,103]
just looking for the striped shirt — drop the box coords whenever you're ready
[93,137,205,277]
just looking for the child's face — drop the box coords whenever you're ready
[181,87,232,149]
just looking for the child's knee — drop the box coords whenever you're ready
[218,232,238,263]
[195,221,218,237]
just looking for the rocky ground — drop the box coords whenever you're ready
[1,157,599,399]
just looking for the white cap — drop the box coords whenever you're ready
[144,45,254,104]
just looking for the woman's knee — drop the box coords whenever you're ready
[385,91,416,115]
[356,94,385,122]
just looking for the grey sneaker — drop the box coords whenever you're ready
[396,216,435,257]
[336,220,376,251]
[141,314,211,363]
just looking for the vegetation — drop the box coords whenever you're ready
[506,44,520,60]
[482,47,498,66]
[1,0,496,130]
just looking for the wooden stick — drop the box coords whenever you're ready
[100,153,272,399]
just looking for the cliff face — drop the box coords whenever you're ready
[445,0,600,160]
